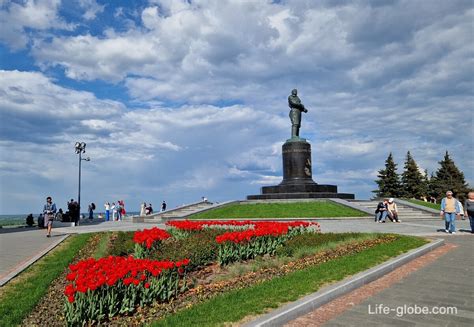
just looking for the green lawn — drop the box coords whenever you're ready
[405,199,440,210]
[0,233,93,326]
[190,201,367,219]
[152,235,427,326]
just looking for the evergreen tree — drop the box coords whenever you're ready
[431,151,469,200]
[401,151,425,199]
[373,153,402,197]
[428,172,437,199]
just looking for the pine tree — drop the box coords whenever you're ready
[373,153,402,197]
[431,151,469,201]
[401,151,425,199]
[428,172,438,199]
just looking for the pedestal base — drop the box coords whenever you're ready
[247,192,355,200]
[246,140,355,200]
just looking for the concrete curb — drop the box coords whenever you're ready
[0,234,69,287]
[244,238,445,327]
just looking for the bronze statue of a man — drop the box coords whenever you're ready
[288,89,308,139]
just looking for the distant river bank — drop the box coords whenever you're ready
[0,212,140,227]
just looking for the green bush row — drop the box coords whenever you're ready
[275,232,364,257]
[152,229,222,269]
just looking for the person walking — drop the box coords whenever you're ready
[104,202,110,221]
[387,198,401,222]
[440,191,461,234]
[464,191,474,234]
[161,201,167,212]
[43,196,57,237]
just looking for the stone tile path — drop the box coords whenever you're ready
[0,220,164,286]
[0,228,68,285]
[286,236,473,327]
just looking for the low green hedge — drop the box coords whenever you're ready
[152,229,222,269]
[276,232,365,257]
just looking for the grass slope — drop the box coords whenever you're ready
[153,235,427,326]
[405,199,440,210]
[190,201,367,219]
[0,233,92,326]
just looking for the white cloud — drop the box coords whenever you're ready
[0,1,473,213]
[0,70,291,213]
[0,70,123,119]
[78,0,104,20]
[0,0,74,49]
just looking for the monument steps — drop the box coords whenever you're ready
[133,200,238,223]
[348,200,438,220]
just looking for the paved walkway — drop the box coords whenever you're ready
[0,228,68,284]
[321,236,474,326]
[0,219,164,286]
[319,218,471,237]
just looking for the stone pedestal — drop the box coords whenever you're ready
[247,139,354,200]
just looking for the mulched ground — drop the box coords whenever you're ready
[20,234,398,326]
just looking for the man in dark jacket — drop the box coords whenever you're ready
[375,199,388,223]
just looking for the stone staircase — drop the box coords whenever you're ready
[349,200,438,220]
[133,200,236,223]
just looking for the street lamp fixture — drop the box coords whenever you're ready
[75,142,86,154]
[75,142,90,226]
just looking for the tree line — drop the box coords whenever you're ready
[374,151,470,201]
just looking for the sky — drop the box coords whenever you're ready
[0,0,473,214]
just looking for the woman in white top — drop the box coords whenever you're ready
[111,202,117,221]
[140,202,146,216]
[387,198,401,222]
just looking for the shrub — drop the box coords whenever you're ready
[107,232,135,256]
[275,233,362,257]
[152,229,223,269]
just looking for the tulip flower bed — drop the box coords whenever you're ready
[20,226,427,327]
[64,256,189,325]
[63,221,321,324]
[167,220,321,265]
